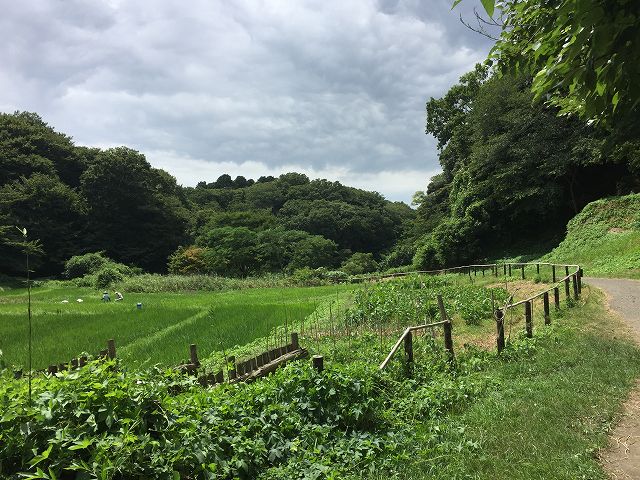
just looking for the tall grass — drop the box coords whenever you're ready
[0,284,353,369]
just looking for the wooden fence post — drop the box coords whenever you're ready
[404,331,413,372]
[503,263,507,276]
[577,268,583,293]
[552,265,556,283]
[474,267,477,276]
[215,370,224,383]
[443,320,454,361]
[536,263,540,275]
[572,274,579,300]
[543,292,550,325]
[496,309,505,353]
[508,264,512,276]
[107,339,116,360]
[521,265,525,280]
[190,344,200,367]
[564,277,570,300]
[437,294,454,361]
[525,301,533,338]
[482,268,485,276]
[228,356,237,380]
[565,265,570,276]
[554,287,560,309]
[312,355,324,372]
[291,332,299,350]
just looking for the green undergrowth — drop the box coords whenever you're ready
[372,287,640,479]
[2,279,638,479]
[544,193,640,278]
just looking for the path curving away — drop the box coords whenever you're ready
[587,277,640,479]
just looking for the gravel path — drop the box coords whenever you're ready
[587,277,640,479]
[587,277,640,334]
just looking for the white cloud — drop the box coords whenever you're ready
[0,0,493,203]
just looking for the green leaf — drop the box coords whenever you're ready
[480,0,495,17]
[69,438,94,450]
[451,0,464,8]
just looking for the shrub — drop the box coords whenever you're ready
[94,265,125,289]
[167,245,210,275]
[63,252,110,279]
[341,253,378,276]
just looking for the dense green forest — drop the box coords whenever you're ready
[0,111,414,277]
[404,67,640,269]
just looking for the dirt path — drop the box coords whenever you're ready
[587,277,640,479]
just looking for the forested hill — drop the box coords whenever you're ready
[0,111,414,276]
[404,66,640,269]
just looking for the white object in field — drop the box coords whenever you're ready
[61,300,69,303]
[76,298,84,303]
[136,302,142,309]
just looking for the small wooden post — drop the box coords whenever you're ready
[189,344,200,366]
[565,277,570,300]
[536,263,540,275]
[543,292,550,325]
[496,309,505,353]
[404,331,413,365]
[577,268,583,293]
[482,268,485,277]
[552,265,556,283]
[468,267,471,278]
[508,264,512,276]
[312,355,324,372]
[503,263,507,276]
[443,320,454,361]
[521,265,525,280]
[572,274,579,300]
[107,339,116,359]
[565,265,570,276]
[554,287,560,309]
[525,301,533,338]
[291,332,299,350]
[474,267,477,276]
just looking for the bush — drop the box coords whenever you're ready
[63,252,110,279]
[168,245,210,275]
[94,265,125,289]
[341,253,378,276]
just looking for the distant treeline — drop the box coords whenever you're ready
[0,112,414,276]
[399,66,640,269]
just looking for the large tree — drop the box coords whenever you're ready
[460,0,640,128]
[81,147,189,271]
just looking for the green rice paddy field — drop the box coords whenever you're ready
[0,283,354,370]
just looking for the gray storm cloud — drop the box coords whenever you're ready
[0,0,493,202]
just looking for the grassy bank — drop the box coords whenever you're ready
[544,194,640,278]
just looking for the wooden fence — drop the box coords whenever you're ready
[378,262,583,370]
[38,333,307,386]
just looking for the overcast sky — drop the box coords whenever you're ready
[0,0,493,203]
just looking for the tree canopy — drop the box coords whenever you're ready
[460,0,640,128]
[0,111,413,277]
